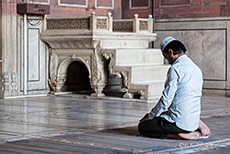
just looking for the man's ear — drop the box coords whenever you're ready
[168,49,174,56]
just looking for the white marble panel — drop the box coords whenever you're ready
[1,15,18,97]
[155,29,226,81]
[19,17,48,93]
[28,28,40,81]
[155,17,230,92]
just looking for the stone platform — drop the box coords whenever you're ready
[41,12,169,101]
[0,94,229,153]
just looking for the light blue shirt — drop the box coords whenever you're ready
[148,55,203,131]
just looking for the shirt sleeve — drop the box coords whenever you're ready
[148,67,179,119]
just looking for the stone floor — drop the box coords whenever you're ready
[0,94,229,153]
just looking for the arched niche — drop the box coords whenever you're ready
[55,57,92,92]
[61,61,92,93]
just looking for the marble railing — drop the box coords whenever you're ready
[113,19,133,32]
[45,12,153,33]
[47,17,90,30]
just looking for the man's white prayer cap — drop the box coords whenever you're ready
[160,36,177,52]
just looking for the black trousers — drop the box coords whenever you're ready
[138,117,190,139]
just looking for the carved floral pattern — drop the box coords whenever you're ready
[47,18,90,30]
[113,21,133,32]
[45,39,94,49]
[96,18,108,29]
[139,20,149,31]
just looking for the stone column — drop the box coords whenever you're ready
[133,14,139,33]
[108,12,113,32]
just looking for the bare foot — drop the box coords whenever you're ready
[198,120,211,137]
[178,131,201,140]
[167,132,201,140]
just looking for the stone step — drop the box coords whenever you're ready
[114,49,164,66]
[129,82,165,100]
[130,65,169,83]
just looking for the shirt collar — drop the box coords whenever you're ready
[173,54,187,65]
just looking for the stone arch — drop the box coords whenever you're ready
[56,56,92,92]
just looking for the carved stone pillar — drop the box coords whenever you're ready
[55,74,66,92]
[90,47,107,97]
[48,49,58,92]
[2,72,18,97]
[2,73,10,97]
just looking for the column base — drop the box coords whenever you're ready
[91,93,105,97]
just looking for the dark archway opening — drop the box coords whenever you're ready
[61,61,93,94]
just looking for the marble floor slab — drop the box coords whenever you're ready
[0,94,229,153]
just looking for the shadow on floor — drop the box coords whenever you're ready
[101,126,140,136]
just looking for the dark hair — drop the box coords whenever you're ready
[163,40,186,55]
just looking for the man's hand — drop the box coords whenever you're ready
[139,114,150,123]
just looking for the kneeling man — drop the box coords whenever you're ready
[138,36,211,140]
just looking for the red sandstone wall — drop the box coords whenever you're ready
[122,0,230,20]
[155,0,230,19]
[1,0,122,19]
[122,0,153,19]
[2,0,230,19]
[50,0,121,19]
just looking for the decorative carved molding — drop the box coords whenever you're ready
[96,18,108,29]
[2,73,10,97]
[139,20,149,31]
[113,21,133,32]
[48,50,58,91]
[11,73,17,95]
[45,39,94,49]
[2,72,18,97]
[103,53,122,78]
[121,71,129,88]
[139,89,146,100]
[91,47,107,96]
[91,40,100,49]
[47,18,90,30]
